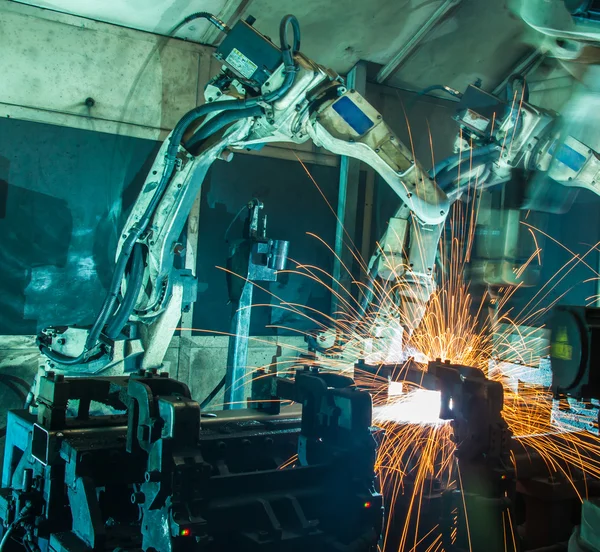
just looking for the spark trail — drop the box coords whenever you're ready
[184,101,600,551]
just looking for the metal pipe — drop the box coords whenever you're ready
[376,0,462,84]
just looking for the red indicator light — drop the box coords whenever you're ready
[180,528,191,537]
[364,501,372,509]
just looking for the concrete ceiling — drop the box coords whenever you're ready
[10,0,238,42]
[390,0,531,93]
[234,0,457,74]
[12,0,532,94]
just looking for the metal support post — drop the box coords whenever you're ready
[223,201,289,409]
[224,281,254,407]
[332,61,367,314]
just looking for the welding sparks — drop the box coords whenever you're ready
[183,100,600,551]
[374,389,445,425]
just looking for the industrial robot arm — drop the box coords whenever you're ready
[433,78,600,294]
[309,89,448,339]
[39,13,449,370]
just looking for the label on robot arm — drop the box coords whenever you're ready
[462,109,490,132]
[548,139,588,173]
[332,96,375,136]
[226,48,258,79]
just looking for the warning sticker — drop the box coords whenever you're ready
[462,109,490,132]
[225,48,258,79]
[551,326,572,361]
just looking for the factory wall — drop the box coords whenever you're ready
[0,0,213,141]
[0,118,157,335]
[0,117,338,336]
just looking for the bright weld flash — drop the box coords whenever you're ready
[388,381,404,397]
[374,389,448,425]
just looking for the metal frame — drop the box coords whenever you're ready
[376,0,462,85]
[332,61,367,313]
[492,49,545,97]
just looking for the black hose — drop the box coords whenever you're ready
[407,84,462,113]
[0,375,28,404]
[105,244,144,339]
[417,84,462,99]
[200,376,226,410]
[279,14,301,53]
[184,105,264,151]
[429,143,500,179]
[0,523,15,551]
[0,504,34,552]
[170,12,230,36]
[40,14,302,366]
[506,74,530,104]
[437,155,497,191]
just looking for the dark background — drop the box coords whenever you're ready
[0,118,338,336]
[194,154,338,335]
[1,112,599,337]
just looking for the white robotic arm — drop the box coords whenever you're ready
[39,13,450,370]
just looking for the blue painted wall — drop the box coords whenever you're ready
[0,118,158,334]
[0,118,338,336]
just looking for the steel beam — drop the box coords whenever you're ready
[492,49,545,97]
[376,0,462,84]
[360,169,376,282]
[332,61,367,313]
[224,282,254,408]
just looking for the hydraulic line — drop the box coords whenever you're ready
[105,243,144,339]
[200,376,226,410]
[429,143,500,179]
[436,154,498,191]
[184,105,264,151]
[169,11,231,36]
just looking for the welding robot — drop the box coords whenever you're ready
[35,9,600,375]
[7,5,600,552]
